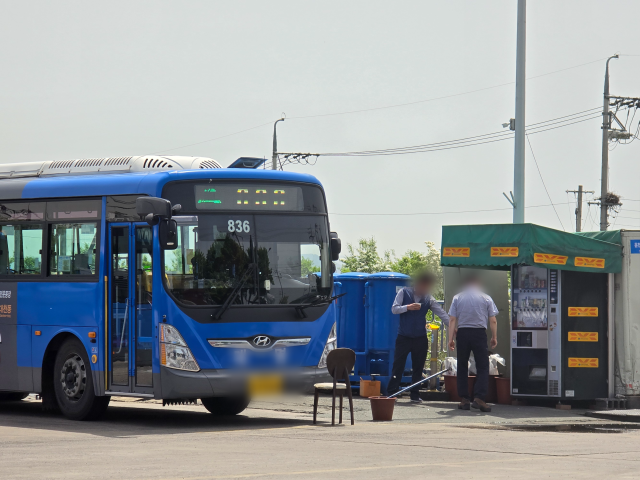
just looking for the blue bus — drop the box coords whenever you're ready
[0,155,341,420]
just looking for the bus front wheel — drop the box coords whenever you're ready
[200,396,250,416]
[53,338,110,421]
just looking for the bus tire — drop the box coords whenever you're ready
[200,396,250,416]
[53,338,110,421]
[0,392,29,402]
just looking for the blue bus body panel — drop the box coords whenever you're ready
[157,297,336,371]
[3,168,331,396]
[18,283,101,328]
[19,282,103,390]
[19,169,323,200]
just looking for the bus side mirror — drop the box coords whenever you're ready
[330,232,341,261]
[136,197,172,225]
[136,197,178,249]
[159,219,178,250]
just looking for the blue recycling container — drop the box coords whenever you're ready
[334,272,369,353]
[365,272,411,392]
[334,273,370,380]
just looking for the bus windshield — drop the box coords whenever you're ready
[164,214,331,306]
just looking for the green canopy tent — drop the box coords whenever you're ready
[441,223,623,274]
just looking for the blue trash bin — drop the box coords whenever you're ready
[334,272,370,379]
[365,272,411,393]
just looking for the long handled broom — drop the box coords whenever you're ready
[387,369,448,398]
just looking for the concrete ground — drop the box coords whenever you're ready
[0,394,639,479]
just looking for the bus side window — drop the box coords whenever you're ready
[49,223,98,276]
[0,224,43,275]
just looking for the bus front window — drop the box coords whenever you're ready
[164,214,331,306]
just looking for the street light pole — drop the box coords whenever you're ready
[513,0,526,223]
[600,55,619,231]
[271,118,285,170]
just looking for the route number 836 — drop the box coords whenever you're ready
[228,220,251,233]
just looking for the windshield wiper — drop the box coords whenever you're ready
[295,292,347,319]
[213,263,257,320]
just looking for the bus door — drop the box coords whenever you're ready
[108,223,154,395]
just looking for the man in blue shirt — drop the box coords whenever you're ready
[448,274,499,412]
[388,272,449,403]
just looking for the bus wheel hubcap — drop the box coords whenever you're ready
[60,354,86,400]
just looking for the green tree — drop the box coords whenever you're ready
[301,256,320,276]
[389,241,443,299]
[169,249,183,273]
[340,237,394,274]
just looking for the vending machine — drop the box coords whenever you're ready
[510,265,608,400]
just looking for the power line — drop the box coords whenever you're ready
[319,110,602,157]
[321,108,599,156]
[144,57,614,155]
[145,120,275,155]
[565,191,576,231]
[526,134,565,231]
[144,58,610,155]
[287,58,608,119]
[331,201,573,216]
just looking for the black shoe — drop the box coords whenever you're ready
[458,399,470,410]
[471,398,492,412]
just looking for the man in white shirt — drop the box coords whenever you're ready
[448,274,498,412]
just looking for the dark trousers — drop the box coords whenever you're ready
[387,334,428,400]
[456,328,489,401]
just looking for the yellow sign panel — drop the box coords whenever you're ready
[534,253,568,265]
[568,307,598,317]
[248,374,283,397]
[575,256,605,269]
[443,247,470,257]
[568,332,598,342]
[491,247,519,257]
[568,357,599,368]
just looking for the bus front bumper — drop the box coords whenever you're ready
[159,366,333,400]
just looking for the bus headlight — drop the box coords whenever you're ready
[160,324,200,372]
[318,322,337,368]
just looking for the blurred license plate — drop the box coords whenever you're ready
[248,374,283,396]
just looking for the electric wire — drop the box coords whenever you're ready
[144,120,275,155]
[566,191,576,231]
[526,134,565,231]
[331,201,573,216]
[320,108,600,156]
[319,113,601,157]
[144,57,614,155]
[287,58,609,119]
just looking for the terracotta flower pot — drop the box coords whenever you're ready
[496,377,512,405]
[444,374,476,402]
[486,375,498,403]
[369,396,396,421]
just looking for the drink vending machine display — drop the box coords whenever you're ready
[510,265,608,400]
[511,265,560,396]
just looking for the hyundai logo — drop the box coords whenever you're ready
[253,335,272,348]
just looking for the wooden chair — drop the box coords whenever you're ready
[313,348,355,425]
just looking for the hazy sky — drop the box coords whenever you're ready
[2,1,640,255]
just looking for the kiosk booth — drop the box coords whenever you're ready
[441,224,623,401]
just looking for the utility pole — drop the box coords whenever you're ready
[513,0,526,223]
[271,118,285,170]
[600,55,619,230]
[566,185,594,232]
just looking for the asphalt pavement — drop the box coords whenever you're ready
[0,394,638,479]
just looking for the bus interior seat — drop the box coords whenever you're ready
[73,253,92,275]
[138,269,152,293]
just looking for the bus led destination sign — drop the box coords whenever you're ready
[194,184,304,211]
